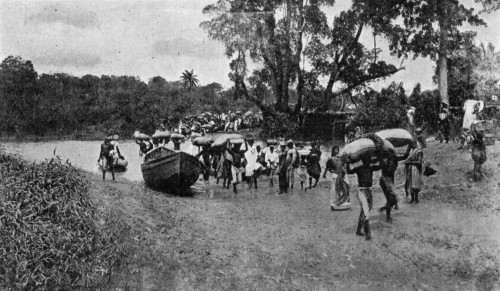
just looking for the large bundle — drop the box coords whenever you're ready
[193,136,215,146]
[152,130,171,139]
[133,131,150,140]
[266,139,278,146]
[212,133,244,147]
[375,128,414,147]
[340,138,395,163]
[298,149,310,156]
[170,132,185,140]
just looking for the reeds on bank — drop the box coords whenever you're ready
[0,146,129,289]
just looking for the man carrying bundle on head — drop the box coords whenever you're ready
[345,133,385,240]
[226,142,244,194]
[378,145,412,222]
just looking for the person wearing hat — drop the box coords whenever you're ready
[98,137,115,181]
[277,141,289,194]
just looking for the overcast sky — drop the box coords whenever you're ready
[1,0,499,92]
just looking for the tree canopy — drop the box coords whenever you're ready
[200,0,405,117]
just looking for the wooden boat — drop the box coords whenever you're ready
[141,146,201,191]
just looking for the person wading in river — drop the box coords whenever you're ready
[98,137,115,181]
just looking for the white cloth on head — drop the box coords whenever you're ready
[462,99,484,130]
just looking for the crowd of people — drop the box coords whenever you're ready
[105,98,491,242]
[158,110,263,137]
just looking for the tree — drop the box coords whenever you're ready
[0,56,39,133]
[354,0,500,107]
[180,69,199,91]
[201,0,404,123]
[473,42,500,100]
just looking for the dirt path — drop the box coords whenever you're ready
[88,142,500,291]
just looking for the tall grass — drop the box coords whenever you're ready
[0,146,130,289]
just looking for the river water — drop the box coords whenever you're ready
[2,140,194,182]
[2,139,333,183]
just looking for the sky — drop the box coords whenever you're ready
[1,0,499,92]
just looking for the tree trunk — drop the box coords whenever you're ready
[438,0,449,106]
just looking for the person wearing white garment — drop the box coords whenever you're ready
[324,146,351,211]
[265,146,279,187]
[244,137,262,189]
[459,99,484,149]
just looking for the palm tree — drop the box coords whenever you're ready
[180,69,199,92]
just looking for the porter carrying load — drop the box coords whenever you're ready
[212,133,244,148]
[375,128,415,147]
[340,137,395,163]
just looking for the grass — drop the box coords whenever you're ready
[0,146,130,289]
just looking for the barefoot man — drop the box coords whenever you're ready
[324,146,351,211]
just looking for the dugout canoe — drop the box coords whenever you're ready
[141,146,201,191]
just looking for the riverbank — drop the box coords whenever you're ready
[86,141,500,290]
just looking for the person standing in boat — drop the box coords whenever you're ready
[98,137,115,181]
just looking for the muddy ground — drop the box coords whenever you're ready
[89,140,500,291]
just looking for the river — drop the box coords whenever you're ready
[1,140,196,182]
[1,139,334,184]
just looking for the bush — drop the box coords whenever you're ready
[261,111,299,139]
[0,147,129,289]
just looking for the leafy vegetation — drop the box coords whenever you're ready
[0,146,130,289]
[0,56,258,139]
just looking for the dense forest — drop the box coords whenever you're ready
[1,46,498,141]
[0,56,262,139]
